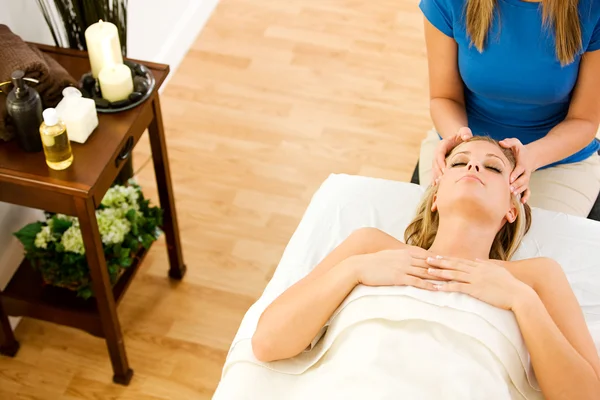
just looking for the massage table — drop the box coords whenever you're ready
[213,173,600,399]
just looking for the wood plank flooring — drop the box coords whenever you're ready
[0,0,430,398]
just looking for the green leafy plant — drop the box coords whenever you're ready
[14,180,162,299]
[36,0,128,56]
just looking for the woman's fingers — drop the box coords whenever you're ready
[433,282,470,294]
[427,268,471,283]
[410,257,430,268]
[399,275,437,291]
[406,266,448,281]
[410,258,449,280]
[425,256,475,271]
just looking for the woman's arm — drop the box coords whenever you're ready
[423,17,469,139]
[427,256,600,399]
[526,50,600,170]
[251,228,406,362]
[512,258,600,399]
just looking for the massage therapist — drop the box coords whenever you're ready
[418,0,600,217]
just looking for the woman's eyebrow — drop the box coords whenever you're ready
[450,150,506,166]
[486,153,506,166]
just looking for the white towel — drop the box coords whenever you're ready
[216,288,544,400]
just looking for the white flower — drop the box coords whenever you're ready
[34,226,55,249]
[38,185,142,253]
[97,208,131,245]
[101,185,140,213]
[61,225,85,255]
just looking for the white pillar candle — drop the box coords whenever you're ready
[84,20,123,78]
[98,64,134,103]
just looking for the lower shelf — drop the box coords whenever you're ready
[0,244,151,338]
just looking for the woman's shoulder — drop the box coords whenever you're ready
[348,227,407,252]
[498,257,564,288]
[500,257,562,272]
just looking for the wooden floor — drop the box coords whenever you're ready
[0,0,431,398]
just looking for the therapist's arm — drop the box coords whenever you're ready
[511,258,600,399]
[526,50,600,170]
[424,18,469,139]
[251,228,404,363]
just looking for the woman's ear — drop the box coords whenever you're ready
[431,193,438,212]
[505,202,518,223]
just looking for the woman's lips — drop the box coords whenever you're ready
[458,175,483,184]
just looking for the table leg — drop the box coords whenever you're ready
[75,197,133,385]
[0,300,19,357]
[148,95,187,280]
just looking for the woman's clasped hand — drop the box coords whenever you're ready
[352,248,531,311]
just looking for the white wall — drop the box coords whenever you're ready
[0,0,219,79]
[0,0,218,330]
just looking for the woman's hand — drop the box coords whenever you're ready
[499,138,535,204]
[355,247,447,290]
[432,127,473,185]
[425,256,532,310]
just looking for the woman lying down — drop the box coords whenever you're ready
[217,137,600,400]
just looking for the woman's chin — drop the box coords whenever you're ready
[439,192,493,217]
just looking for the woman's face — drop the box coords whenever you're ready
[433,140,518,225]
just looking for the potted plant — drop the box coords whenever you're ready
[36,0,128,54]
[13,180,162,299]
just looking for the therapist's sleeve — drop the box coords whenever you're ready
[419,0,454,38]
[587,19,600,51]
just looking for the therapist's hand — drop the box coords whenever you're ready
[432,127,473,185]
[355,247,447,290]
[499,138,533,204]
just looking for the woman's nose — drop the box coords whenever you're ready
[467,162,480,172]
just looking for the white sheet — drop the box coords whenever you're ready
[213,173,600,398]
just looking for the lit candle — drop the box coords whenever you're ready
[84,20,123,78]
[98,64,133,103]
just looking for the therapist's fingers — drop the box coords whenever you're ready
[456,127,473,142]
[500,137,523,150]
[509,163,526,185]
[521,188,531,204]
[510,175,528,196]
[432,155,444,185]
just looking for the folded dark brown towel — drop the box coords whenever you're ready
[0,101,15,142]
[0,24,77,141]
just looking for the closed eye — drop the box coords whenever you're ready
[485,166,502,173]
[452,162,502,173]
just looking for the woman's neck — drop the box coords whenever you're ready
[427,215,499,260]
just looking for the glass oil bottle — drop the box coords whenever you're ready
[39,108,74,170]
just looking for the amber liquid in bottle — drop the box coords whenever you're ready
[39,108,74,170]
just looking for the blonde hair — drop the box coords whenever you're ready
[404,136,532,261]
[466,0,582,66]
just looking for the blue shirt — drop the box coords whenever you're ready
[419,0,600,167]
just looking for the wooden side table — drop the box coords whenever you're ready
[0,44,186,385]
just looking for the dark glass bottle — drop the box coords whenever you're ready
[6,70,43,152]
